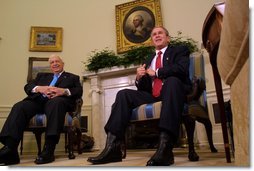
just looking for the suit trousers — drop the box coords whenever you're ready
[104,76,186,141]
[0,96,72,145]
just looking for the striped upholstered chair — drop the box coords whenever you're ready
[20,98,83,159]
[122,54,217,161]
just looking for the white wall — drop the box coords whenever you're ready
[0,0,223,152]
[0,0,222,106]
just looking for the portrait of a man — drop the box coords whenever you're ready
[123,6,155,43]
[116,0,163,53]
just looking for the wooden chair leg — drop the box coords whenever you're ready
[20,133,24,155]
[33,131,43,155]
[76,128,82,154]
[121,140,127,159]
[196,117,218,152]
[182,115,199,161]
[65,132,68,153]
[183,116,195,150]
[67,126,75,159]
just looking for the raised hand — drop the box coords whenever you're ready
[136,64,146,80]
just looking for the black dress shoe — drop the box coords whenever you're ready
[34,143,55,164]
[34,152,55,164]
[87,132,122,164]
[188,150,199,161]
[146,150,174,166]
[146,159,174,166]
[146,132,174,166]
[0,146,20,165]
[87,144,122,164]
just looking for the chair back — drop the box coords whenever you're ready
[189,53,207,108]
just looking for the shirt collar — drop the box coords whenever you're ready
[54,70,64,77]
[155,46,167,55]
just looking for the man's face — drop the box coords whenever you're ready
[133,16,142,27]
[151,27,170,50]
[49,56,64,74]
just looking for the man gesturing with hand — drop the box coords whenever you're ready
[87,26,191,166]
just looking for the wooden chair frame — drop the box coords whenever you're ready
[20,99,83,159]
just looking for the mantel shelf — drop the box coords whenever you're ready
[83,65,138,79]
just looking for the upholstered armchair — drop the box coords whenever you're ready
[20,98,83,159]
[122,54,217,161]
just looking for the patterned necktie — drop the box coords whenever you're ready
[49,74,59,86]
[152,51,162,97]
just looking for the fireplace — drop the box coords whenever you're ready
[83,65,138,150]
[83,60,229,150]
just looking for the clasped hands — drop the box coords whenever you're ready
[136,64,156,80]
[36,86,66,99]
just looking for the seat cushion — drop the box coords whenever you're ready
[131,101,161,121]
[64,113,73,126]
[131,102,193,122]
[28,113,73,128]
[28,113,47,127]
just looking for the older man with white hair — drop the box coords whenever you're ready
[0,54,83,165]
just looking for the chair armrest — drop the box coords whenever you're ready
[68,98,83,118]
[187,77,206,102]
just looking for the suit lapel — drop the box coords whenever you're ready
[146,53,156,69]
[46,73,54,85]
[55,71,66,86]
[163,46,172,67]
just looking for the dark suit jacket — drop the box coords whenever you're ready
[136,45,192,94]
[24,71,83,109]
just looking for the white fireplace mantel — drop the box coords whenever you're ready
[83,65,138,150]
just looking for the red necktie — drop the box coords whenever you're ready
[152,51,162,97]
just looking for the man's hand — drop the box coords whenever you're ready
[35,86,51,95]
[46,87,66,98]
[136,64,146,80]
[35,86,66,99]
[146,68,156,77]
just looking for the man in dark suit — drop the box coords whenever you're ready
[87,26,192,166]
[0,54,83,165]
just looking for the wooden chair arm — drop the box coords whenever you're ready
[68,98,83,118]
[187,77,206,102]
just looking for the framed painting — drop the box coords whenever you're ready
[115,0,163,53]
[27,57,50,82]
[29,26,63,52]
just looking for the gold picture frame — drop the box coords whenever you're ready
[115,0,163,53]
[29,26,63,52]
[27,57,50,82]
